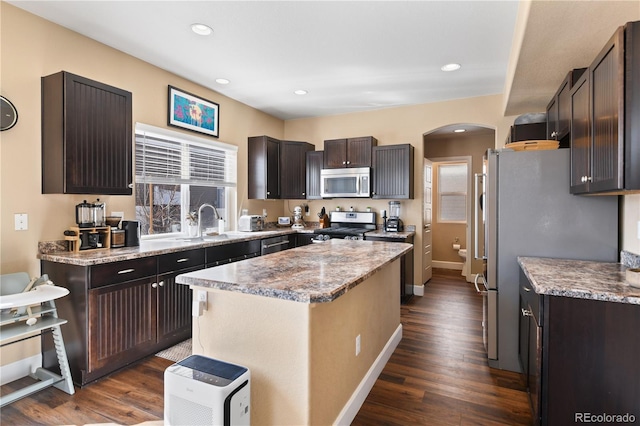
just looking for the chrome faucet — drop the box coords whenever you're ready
[197,203,220,237]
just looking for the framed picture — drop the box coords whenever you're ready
[168,86,219,137]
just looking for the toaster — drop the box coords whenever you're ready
[238,215,264,232]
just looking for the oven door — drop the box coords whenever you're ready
[320,167,370,198]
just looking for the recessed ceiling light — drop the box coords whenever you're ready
[454,129,466,133]
[215,78,230,85]
[191,23,213,36]
[441,63,461,72]
[294,89,308,95]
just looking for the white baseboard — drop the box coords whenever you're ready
[0,354,41,386]
[432,260,463,270]
[413,285,424,296]
[334,324,403,425]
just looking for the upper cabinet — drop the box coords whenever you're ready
[248,136,313,200]
[305,150,324,200]
[280,140,314,199]
[323,136,377,168]
[546,68,586,148]
[570,21,640,194]
[371,144,414,199]
[248,135,281,199]
[42,71,133,195]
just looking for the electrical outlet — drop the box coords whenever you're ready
[197,290,207,303]
[637,221,640,240]
[14,213,28,231]
[355,334,361,356]
[263,208,268,218]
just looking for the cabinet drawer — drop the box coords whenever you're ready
[90,257,157,288]
[206,240,261,266]
[158,249,205,274]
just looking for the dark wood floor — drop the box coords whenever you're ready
[1,269,531,425]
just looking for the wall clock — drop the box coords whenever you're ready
[1,96,18,131]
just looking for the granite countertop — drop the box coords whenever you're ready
[176,239,412,304]
[364,229,416,239]
[518,257,640,305]
[38,228,310,266]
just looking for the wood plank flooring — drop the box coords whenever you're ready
[1,269,531,425]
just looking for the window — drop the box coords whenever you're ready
[437,162,467,223]
[134,123,237,237]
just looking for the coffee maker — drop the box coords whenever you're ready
[385,201,404,232]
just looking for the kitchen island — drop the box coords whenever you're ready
[176,239,412,425]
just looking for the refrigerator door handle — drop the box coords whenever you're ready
[474,173,487,260]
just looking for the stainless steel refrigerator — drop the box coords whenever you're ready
[475,148,618,372]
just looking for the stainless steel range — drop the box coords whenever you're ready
[313,211,377,241]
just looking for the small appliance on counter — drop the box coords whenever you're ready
[106,216,125,248]
[238,215,264,232]
[385,201,404,232]
[75,200,94,228]
[92,199,106,227]
[122,220,140,247]
[291,206,305,230]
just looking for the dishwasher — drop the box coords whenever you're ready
[261,235,291,255]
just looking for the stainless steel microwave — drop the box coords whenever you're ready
[320,167,370,198]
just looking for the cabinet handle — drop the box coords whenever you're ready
[521,308,533,317]
[302,192,305,196]
[152,282,158,288]
[117,268,135,274]
[346,161,350,165]
[158,281,164,287]
[176,258,189,263]
[342,161,346,165]
[550,131,557,138]
[522,286,531,292]
[267,191,271,195]
[128,183,134,189]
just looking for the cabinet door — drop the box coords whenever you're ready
[570,73,591,194]
[280,141,313,199]
[157,269,195,346]
[589,26,624,193]
[323,139,348,168]
[556,77,572,142]
[248,136,280,199]
[518,293,530,388]
[546,97,558,140]
[371,144,414,199]
[346,137,376,168]
[306,150,323,199]
[88,277,156,372]
[42,71,133,195]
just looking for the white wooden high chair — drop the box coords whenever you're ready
[0,272,75,406]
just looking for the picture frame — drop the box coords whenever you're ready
[168,85,219,137]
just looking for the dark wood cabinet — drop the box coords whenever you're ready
[206,240,261,266]
[371,144,414,199]
[41,71,132,195]
[569,72,591,193]
[280,140,314,199]
[570,21,640,194]
[88,276,156,373]
[546,68,586,148]
[248,135,281,199]
[248,136,313,199]
[364,234,414,303]
[323,136,377,168]
[294,233,316,247]
[519,270,640,425]
[306,150,323,200]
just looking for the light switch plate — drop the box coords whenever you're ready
[14,213,28,230]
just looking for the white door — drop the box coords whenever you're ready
[423,158,433,283]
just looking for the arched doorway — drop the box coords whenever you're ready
[423,124,494,283]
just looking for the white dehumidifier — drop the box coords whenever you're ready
[164,355,250,426]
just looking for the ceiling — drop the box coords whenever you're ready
[7,1,639,121]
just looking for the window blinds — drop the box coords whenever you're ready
[135,123,237,187]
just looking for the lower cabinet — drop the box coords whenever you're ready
[364,235,414,303]
[206,240,261,266]
[294,233,317,247]
[519,269,640,425]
